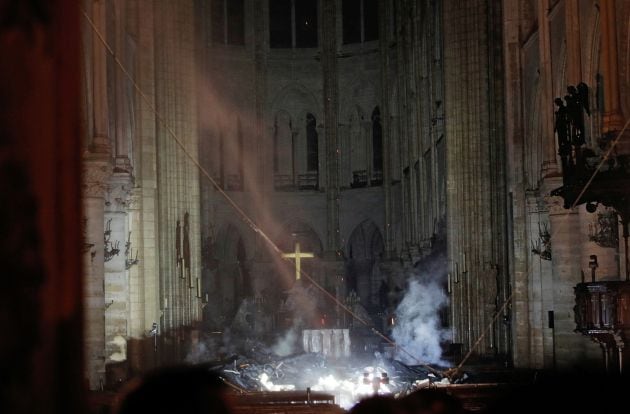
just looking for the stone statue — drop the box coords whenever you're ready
[554,98,570,156]
[565,83,590,146]
[554,83,591,180]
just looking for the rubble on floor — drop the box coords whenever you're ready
[203,343,468,409]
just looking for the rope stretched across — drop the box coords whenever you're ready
[82,9,629,376]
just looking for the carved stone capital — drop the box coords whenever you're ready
[83,161,112,198]
[127,188,142,211]
[106,173,133,212]
[543,194,575,216]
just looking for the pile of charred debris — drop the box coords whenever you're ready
[197,339,470,408]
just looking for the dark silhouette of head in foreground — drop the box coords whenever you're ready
[401,389,464,414]
[486,373,630,414]
[115,366,232,414]
[350,395,404,414]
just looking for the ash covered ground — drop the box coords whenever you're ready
[189,335,467,409]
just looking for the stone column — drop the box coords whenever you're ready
[537,0,557,176]
[104,175,132,365]
[600,0,625,136]
[503,0,531,367]
[322,0,340,254]
[444,0,508,357]
[545,194,601,369]
[83,159,111,389]
[378,0,394,257]
[113,0,133,173]
[82,0,113,390]
[153,0,202,355]
[90,0,110,153]
[564,0,583,85]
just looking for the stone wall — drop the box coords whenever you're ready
[504,0,630,370]
[81,0,204,388]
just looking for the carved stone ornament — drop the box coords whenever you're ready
[544,194,576,216]
[83,162,112,198]
[588,211,619,249]
[105,179,133,212]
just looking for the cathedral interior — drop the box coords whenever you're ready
[3,0,630,412]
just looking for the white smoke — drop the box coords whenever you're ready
[271,282,319,356]
[185,341,211,364]
[392,278,448,365]
[272,327,298,356]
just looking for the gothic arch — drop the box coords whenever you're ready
[269,82,321,122]
[269,83,321,184]
[214,223,254,318]
[344,220,384,311]
[275,219,324,255]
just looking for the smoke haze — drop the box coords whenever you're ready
[392,248,449,366]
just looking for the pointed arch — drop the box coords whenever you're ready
[345,220,384,312]
[213,223,253,318]
[276,219,324,256]
[269,83,321,189]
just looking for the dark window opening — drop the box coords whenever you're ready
[270,0,292,48]
[364,0,379,41]
[306,113,319,172]
[343,0,379,44]
[343,0,361,44]
[212,0,245,45]
[295,1,318,48]
[227,0,245,45]
[211,0,224,44]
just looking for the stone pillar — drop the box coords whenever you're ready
[126,188,146,371]
[378,0,394,257]
[600,0,625,136]
[503,0,530,367]
[83,159,111,389]
[444,0,508,357]
[113,0,133,173]
[153,0,202,355]
[564,0,583,85]
[322,0,340,254]
[537,0,557,176]
[104,175,132,365]
[82,0,113,390]
[90,0,110,153]
[546,194,601,369]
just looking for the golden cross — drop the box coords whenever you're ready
[282,242,314,280]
